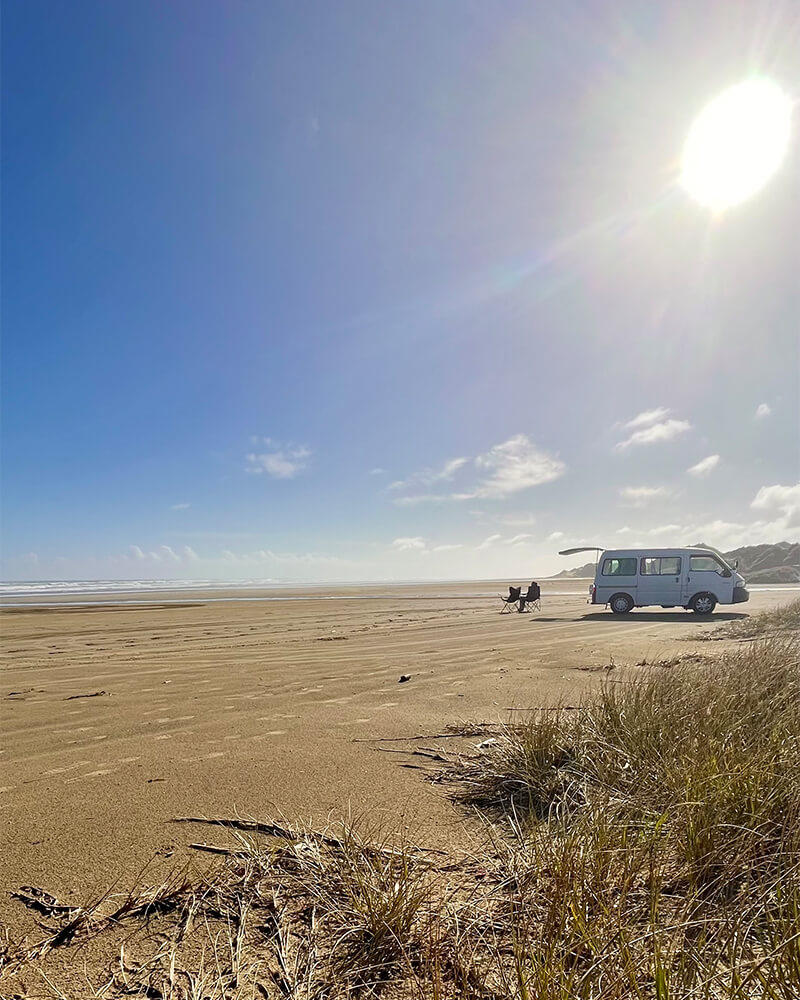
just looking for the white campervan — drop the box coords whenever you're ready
[560,547,749,615]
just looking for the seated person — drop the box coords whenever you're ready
[519,580,540,611]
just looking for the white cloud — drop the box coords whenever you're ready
[389,456,469,492]
[615,419,691,451]
[477,533,503,549]
[687,455,720,477]
[391,536,427,552]
[434,457,469,480]
[182,546,199,560]
[615,527,633,535]
[547,531,565,541]
[160,545,180,562]
[393,494,449,506]
[455,435,565,500]
[130,545,146,560]
[623,407,671,430]
[170,503,190,511]
[369,467,387,476]
[432,543,463,552]
[245,440,311,479]
[504,533,533,546]
[620,486,669,506]
[751,483,800,530]
[755,403,772,419]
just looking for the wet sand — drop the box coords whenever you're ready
[0,581,792,935]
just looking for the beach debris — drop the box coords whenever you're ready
[636,652,713,668]
[12,886,79,918]
[476,738,498,750]
[373,746,450,762]
[172,815,445,857]
[398,674,411,683]
[64,690,109,700]
[317,634,349,641]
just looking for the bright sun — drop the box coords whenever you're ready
[682,79,793,211]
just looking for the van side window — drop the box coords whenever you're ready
[690,555,724,574]
[640,557,682,575]
[602,558,637,576]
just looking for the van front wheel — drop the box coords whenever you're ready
[610,594,634,614]
[689,593,717,615]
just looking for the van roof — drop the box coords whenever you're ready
[602,547,721,556]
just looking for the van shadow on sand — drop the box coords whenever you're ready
[579,611,750,624]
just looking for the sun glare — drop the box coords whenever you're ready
[682,79,792,211]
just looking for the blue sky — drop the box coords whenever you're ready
[3,1,799,583]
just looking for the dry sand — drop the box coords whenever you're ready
[1,581,794,936]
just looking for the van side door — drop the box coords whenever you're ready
[637,556,683,607]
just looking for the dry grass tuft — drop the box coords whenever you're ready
[700,596,800,641]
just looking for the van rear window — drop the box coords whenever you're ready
[602,558,637,576]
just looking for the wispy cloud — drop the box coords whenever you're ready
[393,494,449,506]
[687,454,720,477]
[454,435,565,500]
[389,456,469,492]
[130,545,146,560]
[388,437,562,504]
[547,530,565,541]
[623,407,671,431]
[755,403,772,419]
[477,533,503,549]
[432,543,463,552]
[170,502,190,511]
[369,467,387,476]
[504,533,533,545]
[391,536,427,552]
[620,485,669,506]
[615,419,691,451]
[246,438,311,479]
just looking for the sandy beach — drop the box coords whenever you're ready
[1,581,795,937]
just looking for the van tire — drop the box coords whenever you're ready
[689,593,717,615]
[610,593,634,614]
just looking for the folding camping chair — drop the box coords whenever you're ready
[519,582,541,613]
[500,585,522,613]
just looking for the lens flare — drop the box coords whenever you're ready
[682,79,792,210]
